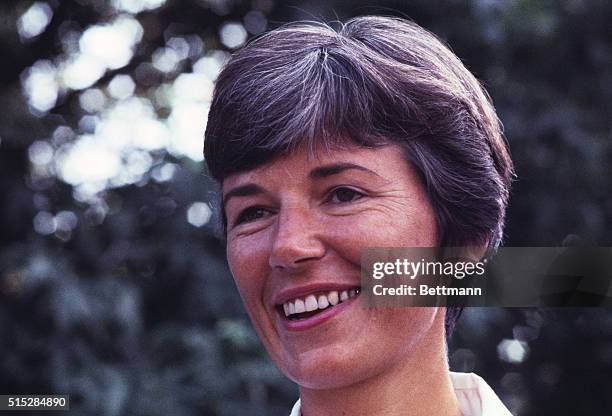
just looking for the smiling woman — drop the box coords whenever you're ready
[204,16,513,416]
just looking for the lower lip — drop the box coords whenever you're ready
[278,294,360,331]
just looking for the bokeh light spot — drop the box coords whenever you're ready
[28,141,54,166]
[61,54,106,90]
[79,88,107,113]
[219,22,247,48]
[33,211,56,235]
[152,47,180,73]
[21,60,59,113]
[187,202,212,227]
[243,10,267,34]
[192,50,229,80]
[167,102,207,161]
[57,135,122,186]
[79,16,143,70]
[108,74,136,100]
[112,0,167,14]
[18,2,53,40]
[151,163,177,182]
[497,339,529,363]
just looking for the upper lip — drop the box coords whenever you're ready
[272,283,360,306]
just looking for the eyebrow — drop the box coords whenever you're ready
[223,163,380,210]
[309,162,381,179]
[223,183,266,211]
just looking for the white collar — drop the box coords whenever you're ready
[289,372,512,416]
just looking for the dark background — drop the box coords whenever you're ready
[1,0,611,415]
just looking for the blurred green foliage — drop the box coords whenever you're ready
[0,0,611,415]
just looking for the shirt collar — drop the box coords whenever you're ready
[289,372,512,416]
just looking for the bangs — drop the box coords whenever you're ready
[204,26,404,181]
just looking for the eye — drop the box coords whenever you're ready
[329,187,365,204]
[234,206,272,226]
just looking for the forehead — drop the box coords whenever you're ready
[221,143,408,191]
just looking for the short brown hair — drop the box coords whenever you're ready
[204,16,514,334]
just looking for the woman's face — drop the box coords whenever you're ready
[223,143,441,389]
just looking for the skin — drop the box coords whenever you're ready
[223,143,461,416]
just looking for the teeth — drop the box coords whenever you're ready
[328,291,339,305]
[282,288,360,319]
[305,295,318,312]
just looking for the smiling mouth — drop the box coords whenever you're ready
[277,288,361,321]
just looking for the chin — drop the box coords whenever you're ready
[278,342,385,390]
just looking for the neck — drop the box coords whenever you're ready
[298,311,461,416]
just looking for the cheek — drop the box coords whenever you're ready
[322,207,437,253]
[227,237,269,306]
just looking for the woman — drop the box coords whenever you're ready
[204,16,513,415]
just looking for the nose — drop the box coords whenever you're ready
[268,205,326,270]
